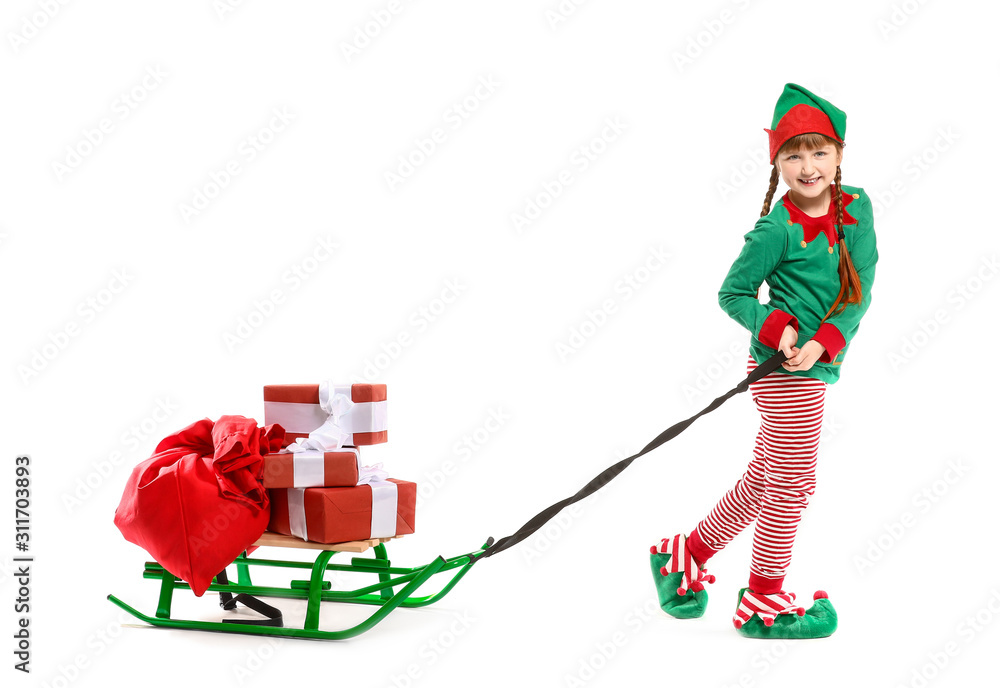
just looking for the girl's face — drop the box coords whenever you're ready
[776,142,843,201]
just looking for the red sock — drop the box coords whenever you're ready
[686,528,713,568]
[748,572,784,595]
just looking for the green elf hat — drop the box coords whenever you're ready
[764,83,846,164]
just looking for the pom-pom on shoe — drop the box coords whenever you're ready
[649,534,716,619]
[733,588,838,639]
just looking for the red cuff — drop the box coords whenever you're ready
[687,528,716,566]
[748,572,785,595]
[758,310,798,350]
[812,323,846,363]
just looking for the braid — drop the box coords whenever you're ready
[821,163,864,322]
[834,165,844,237]
[760,166,779,218]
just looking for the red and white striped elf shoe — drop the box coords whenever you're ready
[650,533,716,596]
[732,589,806,628]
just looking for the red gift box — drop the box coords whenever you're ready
[267,479,415,544]
[263,383,387,447]
[261,448,362,488]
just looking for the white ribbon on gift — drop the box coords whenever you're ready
[265,381,388,446]
[288,487,309,541]
[285,479,398,542]
[368,480,398,538]
[284,382,355,451]
[286,447,366,488]
[284,446,388,487]
[358,462,390,485]
[289,449,328,488]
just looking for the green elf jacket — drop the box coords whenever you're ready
[719,184,877,384]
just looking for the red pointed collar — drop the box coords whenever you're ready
[781,186,857,248]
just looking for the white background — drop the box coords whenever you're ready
[3,1,999,687]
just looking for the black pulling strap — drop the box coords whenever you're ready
[470,350,788,562]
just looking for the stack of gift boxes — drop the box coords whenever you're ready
[259,382,415,544]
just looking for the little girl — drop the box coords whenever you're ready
[650,83,877,639]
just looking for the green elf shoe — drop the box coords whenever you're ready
[649,534,715,619]
[732,588,838,639]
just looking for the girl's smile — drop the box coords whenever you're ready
[776,142,843,215]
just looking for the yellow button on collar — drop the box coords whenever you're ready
[852,193,860,199]
[787,219,794,225]
[828,246,834,254]
[800,240,807,248]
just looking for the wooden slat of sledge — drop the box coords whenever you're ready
[252,531,402,553]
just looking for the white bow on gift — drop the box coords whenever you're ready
[286,382,353,451]
[356,462,390,485]
[284,381,389,485]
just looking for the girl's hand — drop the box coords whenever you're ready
[778,324,798,358]
[782,340,826,372]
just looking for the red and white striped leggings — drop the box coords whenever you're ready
[687,354,827,594]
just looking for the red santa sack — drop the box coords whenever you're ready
[114,415,284,596]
